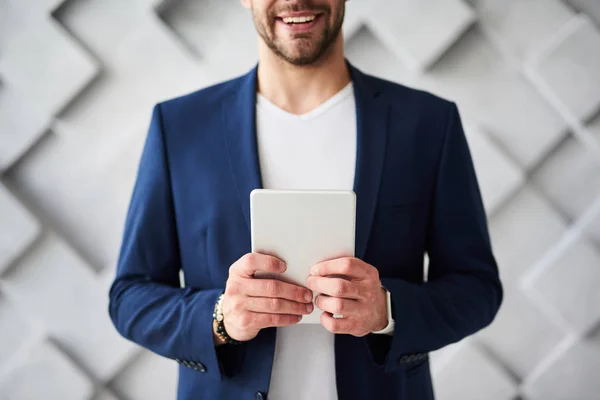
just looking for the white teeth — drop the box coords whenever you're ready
[282,15,316,24]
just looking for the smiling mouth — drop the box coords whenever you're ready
[275,12,325,26]
[280,15,316,24]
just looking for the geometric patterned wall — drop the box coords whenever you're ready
[1,0,599,399]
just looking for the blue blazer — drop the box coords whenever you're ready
[109,61,503,400]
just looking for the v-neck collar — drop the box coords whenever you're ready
[256,82,354,121]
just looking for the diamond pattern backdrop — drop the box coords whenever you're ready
[1,0,600,399]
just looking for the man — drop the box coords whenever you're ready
[108,0,503,399]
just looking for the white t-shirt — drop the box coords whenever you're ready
[255,82,357,400]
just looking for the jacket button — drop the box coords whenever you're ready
[255,391,266,400]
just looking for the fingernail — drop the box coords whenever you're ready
[305,292,313,302]
[279,262,286,271]
[306,304,313,313]
[310,265,318,275]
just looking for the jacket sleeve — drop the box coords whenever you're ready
[373,102,503,373]
[108,103,239,381]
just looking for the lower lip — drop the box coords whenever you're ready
[276,14,323,33]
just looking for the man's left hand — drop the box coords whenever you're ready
[305,257,388,337]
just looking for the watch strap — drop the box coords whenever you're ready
[372,287,395,335]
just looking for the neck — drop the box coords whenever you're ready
[256,36,351,115]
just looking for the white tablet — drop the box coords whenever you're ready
[250,188,356,324]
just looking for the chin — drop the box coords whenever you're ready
[281,51,321,66]
[282,47,321,64]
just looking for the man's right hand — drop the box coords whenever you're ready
[218,253,314,343]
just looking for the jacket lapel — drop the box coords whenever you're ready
[222,62,389,260]
[348,63,389,260]
[222,65,263,234]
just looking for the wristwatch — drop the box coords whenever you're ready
[372,287,395,335]
[213,292,242,345]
